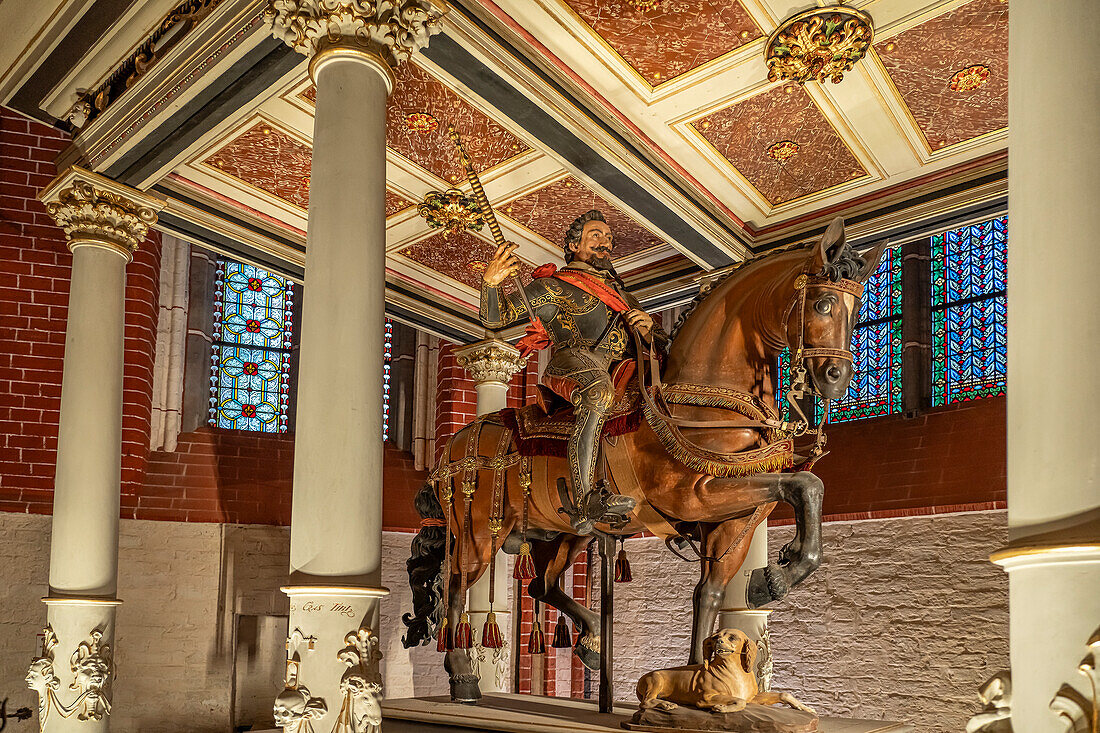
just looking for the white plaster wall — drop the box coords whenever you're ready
[611,510,1010,733]
[0,514,447,732]
[0,511,1007,732]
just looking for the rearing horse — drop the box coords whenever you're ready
[403,218,886,702]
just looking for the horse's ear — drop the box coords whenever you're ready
[857,239,890,282]
[809,216,846,274]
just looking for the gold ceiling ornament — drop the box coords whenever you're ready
[406,112,438,133]
[629,0,664,11]
[468,260,488,273]
[417,188,485,238]
[767,140,800,162]
[949,64,991,93]
[764,3,873,85]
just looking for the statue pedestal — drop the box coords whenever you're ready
[625,703,817,732]
[379,694,914,733]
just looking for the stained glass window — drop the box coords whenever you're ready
[931,216,1007,406]
[829,246,903,422]
[775,348,824,425]
[209,260,294,432]
[383,319,392,441]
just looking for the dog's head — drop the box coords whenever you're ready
[702,628,757,676]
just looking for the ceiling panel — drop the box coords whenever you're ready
[501,175,666,260]
[875,0,1008,151]
[203,120,312,211]
[399,229,533,291]
[559,0,762,86]
[691,84,868,206]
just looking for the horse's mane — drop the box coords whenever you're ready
[669,236,869,342]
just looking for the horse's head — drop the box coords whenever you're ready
[784,217,888,400]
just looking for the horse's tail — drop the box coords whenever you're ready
[401,481,446,648]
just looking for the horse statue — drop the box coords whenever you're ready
[403,217,886,702]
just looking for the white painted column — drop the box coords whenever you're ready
[30,169,163,732]
[455,339,527,693]
[265,3,443,730]
[997,2,1100,731]
[717,526,772,690]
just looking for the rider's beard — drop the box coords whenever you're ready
[588,252,615,272]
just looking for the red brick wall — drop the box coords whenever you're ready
[772,395,1007,524]
[0,106,161,514]
[435,342,477,459]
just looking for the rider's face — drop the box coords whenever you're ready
[570,220,614,269]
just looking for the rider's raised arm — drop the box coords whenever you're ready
[479,280,526,329]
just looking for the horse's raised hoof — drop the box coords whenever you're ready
[573,634,600,671]
[450,674,482,704]
[747,562,790,608]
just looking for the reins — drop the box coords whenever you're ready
[635,272,865,470]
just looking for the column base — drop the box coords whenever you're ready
[30,598,122,732]
[275,586,390,731]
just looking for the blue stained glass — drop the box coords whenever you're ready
[209,260,294,433]
[830,247,903,423]
[931,216,1007,406]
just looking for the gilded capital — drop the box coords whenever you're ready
[455,339,526,386]
[39,167,165,261]
[266,0,446,68]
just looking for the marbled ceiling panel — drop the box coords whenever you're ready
[386,190,412,216]
[203,121,415,217]
[692,85,867,206]
[300,62,528,184]
[561,0,761,86]
[204,121,312,209]
[875,0,1008,150]
[501,176,663,261]
[400,230,532,292]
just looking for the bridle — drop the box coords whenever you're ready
[637,270,864,470]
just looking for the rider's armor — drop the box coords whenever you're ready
[480,260,668,533]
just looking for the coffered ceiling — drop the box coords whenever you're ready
[0,0,1009,341]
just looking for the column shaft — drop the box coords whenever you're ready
[289,54,390,584]
[1003,1,1100,730]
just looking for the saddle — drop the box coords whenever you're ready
[498,359,643,458]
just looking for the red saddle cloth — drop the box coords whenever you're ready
[498,361,643,458]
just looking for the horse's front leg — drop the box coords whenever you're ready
[691,471,824,608]
[689,515,763,664]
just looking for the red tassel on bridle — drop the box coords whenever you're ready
[615,538,632,583]
[437,617,453,652]
[482,611,504,649]
[513,541,537,580]
[454,612,473,649]
[527,600,546,655]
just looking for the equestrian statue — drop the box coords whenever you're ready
[403,209,886,704]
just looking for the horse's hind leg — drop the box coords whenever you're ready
[528,534,601,669]
[444,572,482,703]
[747,471,823,608]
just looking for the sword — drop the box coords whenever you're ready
[447,125,539,328]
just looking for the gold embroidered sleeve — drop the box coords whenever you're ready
[479,281,527,329]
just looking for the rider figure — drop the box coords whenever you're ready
[479,209,668,534]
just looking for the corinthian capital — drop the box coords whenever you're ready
[267,0,446,67]
[455,339,526,386]
[39,167,165,261]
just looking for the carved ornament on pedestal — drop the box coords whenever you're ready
[38,167,165,261]
[332,627,384,732]
[1050,626,1099,733]
[69,628,113,721]
[455,339,526,386]
[265,0,446,68]
[26,626,63,732]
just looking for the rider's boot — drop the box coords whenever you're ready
[564,383,635,534]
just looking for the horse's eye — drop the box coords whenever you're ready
[814,298,832,315]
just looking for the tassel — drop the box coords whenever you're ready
[454,612,473,649]
[482,611,504,649]
[551,614,572,648]
[437,617,453,653]
[513,542,537,580]
[527,620,546,655]
[615,539,633,583]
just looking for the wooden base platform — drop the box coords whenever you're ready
[380,694,914,733]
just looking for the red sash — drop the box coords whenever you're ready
[516,264,631,356]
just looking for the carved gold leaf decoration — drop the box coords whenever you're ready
[46,181,158,257]
[765,5,874,85]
